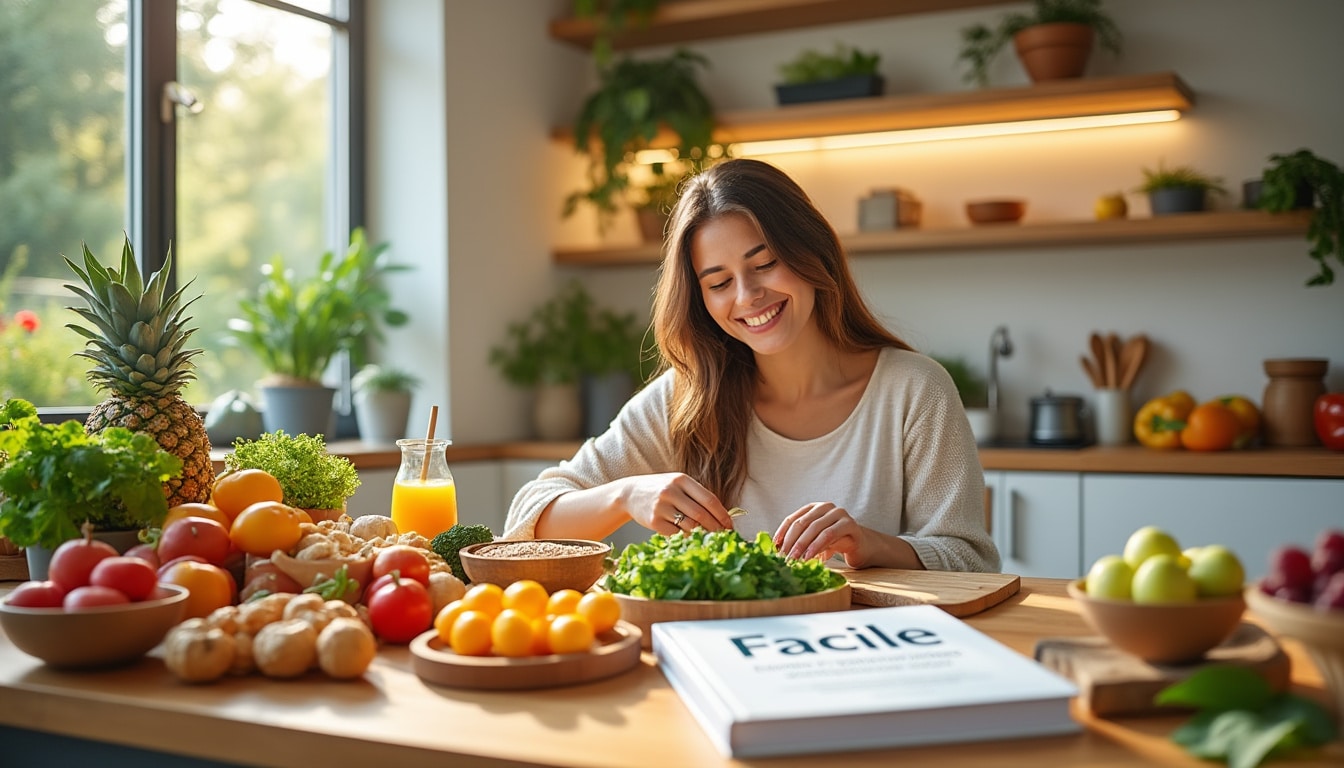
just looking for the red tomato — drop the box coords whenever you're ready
[4,580,67,608]
[372,545,430,586]
[158,516,232,566]
[90,556,159,602]
[1315,393,1344,451]
[48,537,119,592]
[124,543,161,570]
[63,585,131,610]
[366,577,433,643]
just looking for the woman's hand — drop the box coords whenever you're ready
[618,473,735,535]
[774,502,868,567]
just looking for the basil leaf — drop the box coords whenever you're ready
[1156,666,1274,712]
[1260,694,1338,748]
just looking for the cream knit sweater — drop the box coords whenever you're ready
[504,347,1001,573]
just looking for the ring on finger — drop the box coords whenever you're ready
[672,511,686,527]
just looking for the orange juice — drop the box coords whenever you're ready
[390,478,458,539]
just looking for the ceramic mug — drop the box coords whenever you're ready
[1093,389,1132,446]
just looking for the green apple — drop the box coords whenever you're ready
[1132,554,1198,604]
[1123,526,1182,569]
[1180,546,1204,570]
[1187,545,1245,597]
[1085,555,1134,600]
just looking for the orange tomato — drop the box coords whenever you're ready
[1180,402,1242,451]
[548,614,595,654]
[211,468,285,522]
[545,589,583,618]
[160,560,236,619]
[529,614,555,656]
[577,591,621,634]
[449,610,493,656]
[460,583,504,618]
[162,503,231,532]
[434,599,468,643]
[229,501,305,557]
[1214,395,1262,448]
[501,579,548,619]
[490,609,535,658]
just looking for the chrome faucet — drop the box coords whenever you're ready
[987,325,1013,415]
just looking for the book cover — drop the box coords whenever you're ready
[652,603,1079,758]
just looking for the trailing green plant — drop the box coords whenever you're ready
[224,431,360,511]
[572,0,662,71]
[778,43,881,84]
[564,50,719,230]
[958,0,1122,87]
[352,364,419,394]
[1135,162,1227,195]
[1257,148,1344,287]
[227,228,410,384]
[0,398,182,549]
[932,356,989,409]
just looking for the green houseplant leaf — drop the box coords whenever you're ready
[1257,148,1344,286]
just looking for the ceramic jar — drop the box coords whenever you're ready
[1262,358,1328,447]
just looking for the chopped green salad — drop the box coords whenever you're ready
[603,528,846,601]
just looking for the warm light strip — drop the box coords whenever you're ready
[699,109,1182,159]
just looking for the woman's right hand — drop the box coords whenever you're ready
[618,473,734,535]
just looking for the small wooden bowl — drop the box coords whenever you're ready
[612,581,852,649]
[966,198,1026,225]
[268,551,374,602]
[1246,584,1344,728]
[0,584,188,668]
[1067,578,1246,664]
[459,539,611,593]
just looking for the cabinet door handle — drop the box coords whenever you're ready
[1003,489,1018,561]
[983,486,993,536]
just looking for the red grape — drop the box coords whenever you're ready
[1311,529,1344,577]
[1314,572,1344,611]
[1263,545,1315,600]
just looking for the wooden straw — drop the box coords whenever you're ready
[419,405,439,482]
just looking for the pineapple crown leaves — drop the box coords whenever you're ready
[63,238,204,397]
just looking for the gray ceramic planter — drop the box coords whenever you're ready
[1148,187,1207,216]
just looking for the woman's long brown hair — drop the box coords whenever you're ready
[651,159,912,504]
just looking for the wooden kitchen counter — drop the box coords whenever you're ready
[214,442,1344,480]
[2,579,1340,767]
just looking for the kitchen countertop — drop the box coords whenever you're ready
[214,442,1344,479]
[2,578,1339,767]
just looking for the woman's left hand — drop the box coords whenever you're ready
[773,502,868,567]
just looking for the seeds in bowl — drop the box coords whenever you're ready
[475,541,600,559]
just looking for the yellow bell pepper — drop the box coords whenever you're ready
[1133,390,1196,449]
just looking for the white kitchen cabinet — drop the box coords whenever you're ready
[1082,474,1344,580]
[985,471,1083,579]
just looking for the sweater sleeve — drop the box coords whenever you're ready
[502,372,679,540]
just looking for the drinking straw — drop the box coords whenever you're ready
[420,405,439,482]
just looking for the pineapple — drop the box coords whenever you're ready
[65,238,215,506]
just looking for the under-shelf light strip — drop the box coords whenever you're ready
[635,109,1180,164]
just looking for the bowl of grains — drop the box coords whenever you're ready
[459,539,612,593]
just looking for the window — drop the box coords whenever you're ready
[0,0,364,411]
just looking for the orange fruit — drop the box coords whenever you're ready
[159,560,236,620]
[548,613,595,654]
[460,583,504,618]
[502,579,548,619]
[449,610,493,656]
[1180,402,1242,452]
[211,469,285,522]
[228,500,304,557]
[490,609,535,658]
[529,614,555,656]
[433,599,468,643]
[577,591,621,634]
[545,588,583,618]
[162,502,231,531]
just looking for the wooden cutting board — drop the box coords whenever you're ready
[840,569,1021,616]
[1034,622,1290,716]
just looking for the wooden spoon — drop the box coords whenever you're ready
[1119,334,1149,390]
[1103,333,1122,389]
[1080,355,1102,388]
[1089,333,1107,386]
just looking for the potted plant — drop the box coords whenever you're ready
[933,357,995,444]
[774,43,883,105]
[489,282,592,440]
[227,228,410,438]
[351,364,420,444]
[223,431,360,522]
[1250,149,1344,287]
[958,0,1122,87]
[563,49,719,233]
[1135,162,1227,216]
[570,0,662,70]
[631,164,690,243]
[0,398,182,578]
[579,306,647,437]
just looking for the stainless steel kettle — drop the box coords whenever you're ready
[1029,391,1086,446]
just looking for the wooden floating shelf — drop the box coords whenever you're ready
[553,210,1313,267]
[548,0,1016,51]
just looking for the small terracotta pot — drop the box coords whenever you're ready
[1013,22,1094,82]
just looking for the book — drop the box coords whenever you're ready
[652,603,1079,758]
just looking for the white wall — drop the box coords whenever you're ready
[373,0,1344,444]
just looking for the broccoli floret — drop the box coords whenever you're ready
[430,524,495,583]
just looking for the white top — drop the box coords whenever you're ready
[503,347,999,573]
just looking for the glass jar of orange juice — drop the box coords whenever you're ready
[390,438,457,538]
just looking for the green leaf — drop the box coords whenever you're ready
[1156,666,1275,712]
[1260,694,1339,747]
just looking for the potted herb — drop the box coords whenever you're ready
[563,50,718,232]
[224,431,360,521]
[959,0,1122,87]
[489,282,593,440]
[1251,149,1343,287]
[580,306,647,437]
[351,364,420,444]
[631,165,689,243]
[0,398,182,577]
[1135,162,1227,216]
[933,357,995,444]
[775,43,883,105]
[227,228,410,438]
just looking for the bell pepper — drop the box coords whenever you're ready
[1133,390,1196,449]
[1315,393,1344,451]
[1214,395,1262,449]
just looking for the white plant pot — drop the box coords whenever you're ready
[965,408,997,445]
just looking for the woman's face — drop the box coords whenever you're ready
[689,212,816,357]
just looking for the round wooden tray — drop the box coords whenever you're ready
[408,620,643,690]
[612,581,853,649]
